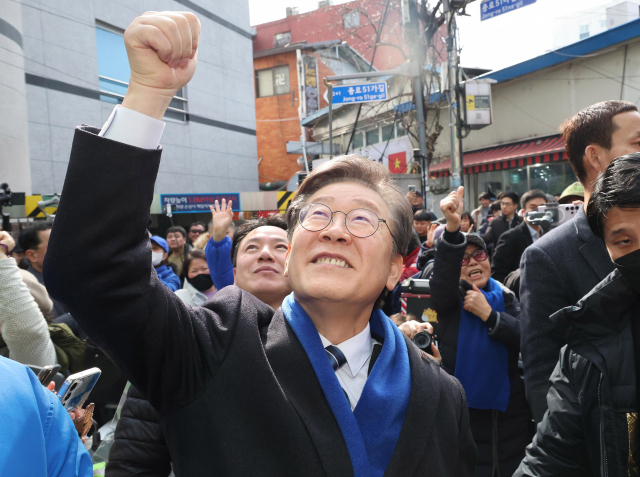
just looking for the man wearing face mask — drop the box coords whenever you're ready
[150,236,180,292]
[515,153,640,476]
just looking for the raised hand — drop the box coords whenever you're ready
[440,186,464,232]
[122,11,201,120]
[209,199,234,242]
[0,231,15,257]
[425,223,439,248]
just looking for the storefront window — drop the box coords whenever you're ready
[530,163,569,196]
[506,168,529,198]
[473,162,577,204]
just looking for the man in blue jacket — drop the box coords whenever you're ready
[0,356,92,476]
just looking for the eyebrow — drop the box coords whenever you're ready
[311,196,383,214]
[607,227,629,237]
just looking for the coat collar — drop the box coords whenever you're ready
[265,309,354,477]
[264,310,443,477]
[574,207,616,280]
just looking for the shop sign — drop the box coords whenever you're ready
[160,193,240,213]
[303,56,319,115]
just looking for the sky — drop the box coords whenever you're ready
[249,0,622,71]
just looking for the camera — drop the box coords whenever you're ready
[412,331,433,352]
[526,203,580,233]
[0,183,12,207]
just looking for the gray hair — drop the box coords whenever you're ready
[285,154,413,257]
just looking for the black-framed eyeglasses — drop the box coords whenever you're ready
[298,203,400,250]
[461,249,488,267]
[190,229,204,234]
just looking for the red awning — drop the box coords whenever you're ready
[430,135,567,178]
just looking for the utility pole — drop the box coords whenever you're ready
[443,0,462,188]
[402,0,430,209]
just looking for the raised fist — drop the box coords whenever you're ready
[440,186,464,232]
[122,12,200,119]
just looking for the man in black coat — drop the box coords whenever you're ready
[491,190,547,284]
[520,100,640,423]
[44,12,475,477]
[515,152,640,476]
[480,191,522,250]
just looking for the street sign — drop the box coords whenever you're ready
[331,82,388,105]
[480,0,536,21]
[286,142,341,155]
[160,193,240,214]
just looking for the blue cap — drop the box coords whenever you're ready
[150,236,169,253]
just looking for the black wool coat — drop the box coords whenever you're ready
[45,126,477,477]
[490,221,533,284]
[519,207,615,423]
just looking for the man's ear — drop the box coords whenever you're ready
[584,144,607,175]
[24,249,37,264]
[283,244,292,278]
[386,253,404,291]
[233,267,236,285]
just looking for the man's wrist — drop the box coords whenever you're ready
[445,221,460,233]
[121,83,175,121]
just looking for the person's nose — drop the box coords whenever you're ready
[318,213,352,244]
[257,245,275,262]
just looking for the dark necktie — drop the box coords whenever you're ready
[325,345,347,372]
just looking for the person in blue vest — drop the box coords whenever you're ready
[430,186,533,477]
[0,355,92,476]
[150,236,180,292]
[44,11,476,476]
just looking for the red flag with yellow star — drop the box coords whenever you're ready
[388,151,407,174]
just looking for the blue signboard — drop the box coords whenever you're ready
[332,82,388,105]
[160,193,240,214]
[481,0,536,21]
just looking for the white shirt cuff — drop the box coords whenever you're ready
[99,105,165,150]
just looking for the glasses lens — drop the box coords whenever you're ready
[346,209,378,237]
[461,256,470,266]
[300,203,332,231]
[474,250,488,262]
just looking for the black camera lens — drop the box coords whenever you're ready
[412,331,432,350]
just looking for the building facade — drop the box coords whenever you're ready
[0,0,259,204]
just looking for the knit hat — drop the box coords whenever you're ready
[150,236,169,253]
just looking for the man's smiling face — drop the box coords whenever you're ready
[285,182,402,307]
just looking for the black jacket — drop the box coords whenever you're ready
[106,385,171,477]
[519,207,615,423]
[430,231,533,477]
[515,270,637,477]
[481,214,522,250]
[45,126,477,477]
[491,221,533,284]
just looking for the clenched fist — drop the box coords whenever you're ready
[122,12,201,120]
[440,186,464,233]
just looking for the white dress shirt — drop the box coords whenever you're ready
[99,105,380,411]
[99,105,165,149]
[526,222,540,242]
[319,323,379,411]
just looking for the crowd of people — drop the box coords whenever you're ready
[2,10,640,477]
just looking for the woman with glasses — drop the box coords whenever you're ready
[430,187,533,477]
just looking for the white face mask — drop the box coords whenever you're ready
[152,251,164,267]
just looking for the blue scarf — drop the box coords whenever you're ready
[454,278,510,411]
[282,293,411,477]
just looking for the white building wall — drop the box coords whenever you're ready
[0,0,258,196]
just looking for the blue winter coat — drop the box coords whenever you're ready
[205,236,234,290]
[0,356,92,476]
[154,264,181,292]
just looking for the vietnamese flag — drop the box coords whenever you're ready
[388,151,406,174]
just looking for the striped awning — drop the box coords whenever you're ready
[430,135,567,178]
